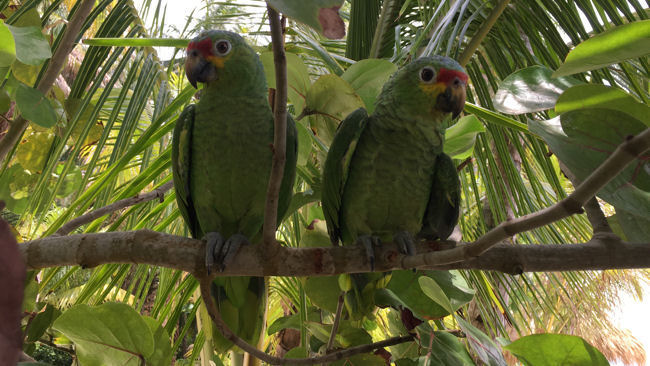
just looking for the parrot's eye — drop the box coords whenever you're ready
[215,40,231,56]
[419,67,436,83]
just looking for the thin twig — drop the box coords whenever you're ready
[54,181,173,236]
[199,276,413,365]
[0,0,96,164]
[403,128,650,269]
[326,293,345,352]
[262,5,288,250]
[558,161,613,234]
[458,0,510,67]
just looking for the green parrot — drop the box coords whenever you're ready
[172,30,297,353]
[322,56,467,318]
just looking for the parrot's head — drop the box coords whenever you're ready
[185,30,265,91]
[380,56,468,121]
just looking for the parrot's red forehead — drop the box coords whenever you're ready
[187,38,213,56]
[436,68,468,85]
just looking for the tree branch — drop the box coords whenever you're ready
[199,276,413,365]
[18,230,650,275]
[0,0,96,164]
[402,128,650,269]
[263,5,288,251]
[54,181,173,236]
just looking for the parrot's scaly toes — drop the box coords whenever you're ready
[204,232,225,275]
[218,234,250,271]
[357,235,381,271]
[394,231,416,256]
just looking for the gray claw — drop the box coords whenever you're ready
[395,231,416,256]
[218,234,250,271]
[357,235,381,271]
[205,232,225,275]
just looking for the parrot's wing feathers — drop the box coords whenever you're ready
[418,152,461,240]
[172,104,201,238]
[322,108,369,245]
[277,114,298,225]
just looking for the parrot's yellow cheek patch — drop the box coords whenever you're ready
[206,54,231,68]
[419,82,446,98]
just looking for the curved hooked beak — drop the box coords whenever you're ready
[185,51,217,89]
[436,76,467,119]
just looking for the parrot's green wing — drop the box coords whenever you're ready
[277,114,298,224]
[171,104,201,238]
[322,108,369,245]
[418,152,461,240]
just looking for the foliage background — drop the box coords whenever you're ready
[1,0,648,364]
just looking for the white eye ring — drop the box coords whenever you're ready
[419,66,436,83]
[214,39,231,56]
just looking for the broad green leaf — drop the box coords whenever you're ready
[444,114,485,159]
[0,165,28,213]
[25,304,61,343]
[5,24,51,65]
[341,59,397,114]
[556,84,650,127]
[614,208,650,243]
[380,270,474,319]
[260,51,311,114]
[529,109,649,219]
[14,129,54,172]
[553,20,650,77]
[304,276,340,313]
[418,276,454,314]
[15,83,57,128]
[267,0,345,39]
[414,329,474,366]
[457,317,507,366]
[493,66,582,114]
[504,334,608,366]
[11,61,40,86]
[53,303,155,366]
[54,164,82,198]
[304,74,364,146]
[143,317,173,366]
[464,102,529,133]
[0,21,16,67]
[304,321,372,348]
[83,37,188,48]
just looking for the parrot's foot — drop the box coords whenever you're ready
[356,235,381,271]
[394,231,416,256]
[205,233,250,272]
[219,234,250,271]
[205,232,225,274]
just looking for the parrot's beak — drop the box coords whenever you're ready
[436,77,467,119]
[185,52,217,89]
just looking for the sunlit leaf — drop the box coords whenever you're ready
[0,21,16,67]
[304,74,364,146]
[53,303,155,365]
[341,59,397,114]
[261,51,311,114]
[444,114,485,159]
[553,20,650,77]
[83,37,188,48]
[505,334,608,366]
[556,84,649,127]
[493,66,582,114]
